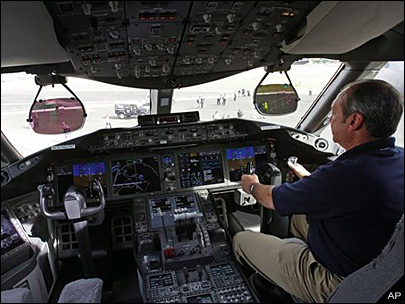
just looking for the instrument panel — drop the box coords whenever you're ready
[133,189,257,303]
[53,143,273,204]
[1,117,337,303]
[148,193,201,229]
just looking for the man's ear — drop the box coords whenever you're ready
[348,113,365,131]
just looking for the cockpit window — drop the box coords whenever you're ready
[172,59,341,124]
[0,59,350,157]
[320,61,404,147]
[1,75,149,156]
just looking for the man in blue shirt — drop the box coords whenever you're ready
[234,79,404,302]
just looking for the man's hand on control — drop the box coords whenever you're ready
[241,174,259,193]
[287,161,311,179]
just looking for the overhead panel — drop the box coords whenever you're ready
[49,1,128,78]
[125,1,190,80]
[45,1,319,87]
[173,1,254,76]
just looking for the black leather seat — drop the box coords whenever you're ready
[249,214,404,303]
[327,214,404,303]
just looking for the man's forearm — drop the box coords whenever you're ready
[252,183,275,210]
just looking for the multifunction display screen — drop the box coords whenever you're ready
[226,146,268,181]
[210,263,235,277]
[149,273,174,289]
[150,198,172,213]
[56,161,107,202]
[1,209,27,256]
[111,156,161,196]
[178,150,224,188]
[175,194,196,209]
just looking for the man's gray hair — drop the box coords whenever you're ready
[339,79,403,138]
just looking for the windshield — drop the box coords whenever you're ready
[172,59,340,123]
[5,58,397,157]
[1,75,149,156]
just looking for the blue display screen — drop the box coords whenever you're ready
[73,162,106,177]
[226,147,255,160]
[226,146,268,182]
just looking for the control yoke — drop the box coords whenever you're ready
[38,179,105,220]
[38,179,105,278]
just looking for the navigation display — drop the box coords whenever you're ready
[178,150,224,188]
[56,161,107,202]
[111,156,161,196]
[226,146,268,182]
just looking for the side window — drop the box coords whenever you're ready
[321,61,404,147]
[374,62,404,147]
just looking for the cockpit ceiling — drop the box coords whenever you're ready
[1,1,404,89]
[2,1,318,86]
[46,1,321,87]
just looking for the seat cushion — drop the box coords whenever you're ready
[1,288,33,303]
[57,278,103,303]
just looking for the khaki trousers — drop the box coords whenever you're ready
[232,214,343,303]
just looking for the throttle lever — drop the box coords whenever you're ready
[246,161,254,175]
[288,156,298,165]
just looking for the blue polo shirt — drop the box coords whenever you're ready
[273,137,404,277]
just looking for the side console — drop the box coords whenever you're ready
[1,204,57,303]
[133,190,257,303]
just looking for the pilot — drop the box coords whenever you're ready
[235,79,404,302]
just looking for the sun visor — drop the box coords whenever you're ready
[1,1,69,68]
[281,1,404,55]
